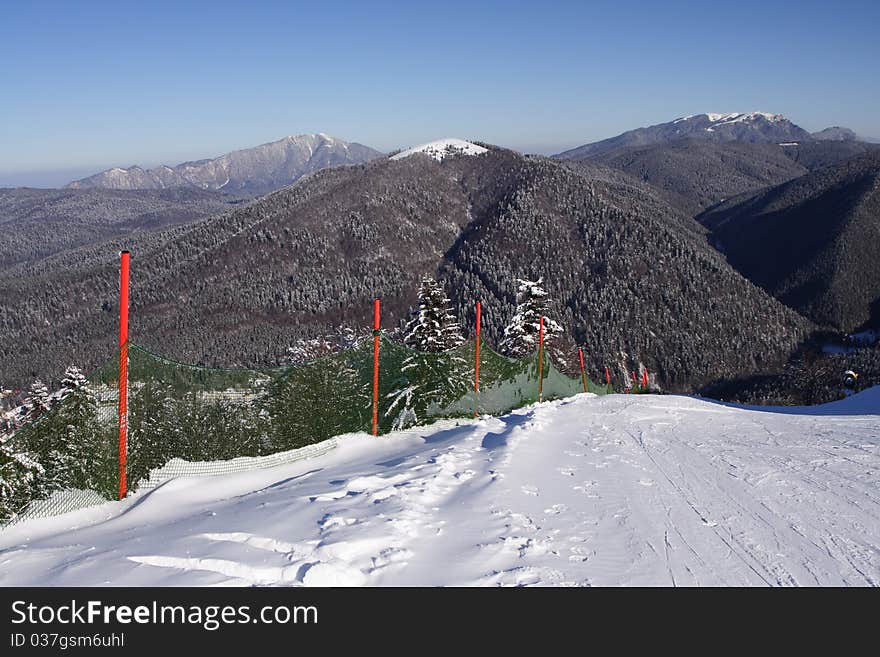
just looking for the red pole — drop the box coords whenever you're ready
[605,366,611,387]
[642,369,649,389]
[474,301,481,393]
[537,316,545,402]
[371,299,380,437]
[117,250,130,500]
[578,348,588,393]
[474,301,481,416]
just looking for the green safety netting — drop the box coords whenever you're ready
[1,335,609,524]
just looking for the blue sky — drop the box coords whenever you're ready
[2,0,879,186]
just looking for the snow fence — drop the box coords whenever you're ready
[1,335,609,525]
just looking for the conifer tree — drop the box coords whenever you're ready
[389,278,469,429]
[60,366,87,397]
[404,278,464,352]
[18,367,107,497]
[500,278,563,358]
[286,326,363,364]
[24,380,51,421]
[0,443,40,522]
[55,367,108,492]
[127,382,178,488]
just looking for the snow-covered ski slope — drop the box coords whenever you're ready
[2,390,879,586]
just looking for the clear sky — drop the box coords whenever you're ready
[2,0,879,186]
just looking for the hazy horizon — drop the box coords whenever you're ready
[3,0,879,187]
[6,124,880,189]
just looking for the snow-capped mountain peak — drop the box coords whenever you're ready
[66,134,383,194]
[675,111,787,125]
[391,138,488,162]
[556,111,813,160]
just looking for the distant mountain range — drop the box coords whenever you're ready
[555,112,865,160]
[66,134,383,195]
[554,112,880,215]
[811,126,858,141]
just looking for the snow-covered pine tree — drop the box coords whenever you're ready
[0,380,55,510]
[24,380,51,421]
[404,278,464,352]
[499,278,563,358]
[16,367,106,497]
[0,442,41,523]
[286,326,364,364]
[388,278,469,429]
[14,378,62,498]
[55,366,108,493]
[127,382,179,489]
[59,365,87,397]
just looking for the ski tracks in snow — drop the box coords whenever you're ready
[1,393,878,586]
[609,398,880,586]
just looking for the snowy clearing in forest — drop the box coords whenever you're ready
[1,390,879,586]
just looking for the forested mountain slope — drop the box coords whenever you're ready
[0,187,240,271]
[583,140,809,215]
[699,153,880,332]
[0,146,812,391]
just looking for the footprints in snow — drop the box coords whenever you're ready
[544,504,568,516]
[127,441,481,586]
[573,481,600,499]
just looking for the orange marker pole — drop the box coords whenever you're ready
[605,366,611,387]
[578,348,588,393]
[474,301,481,416]
[371,299,380,437]
[538,316,545,402]
[117,250,130,499]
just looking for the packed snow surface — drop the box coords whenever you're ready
[2,390,879,586]
[391,138,487,161]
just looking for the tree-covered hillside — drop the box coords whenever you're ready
[1,147,813,392]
